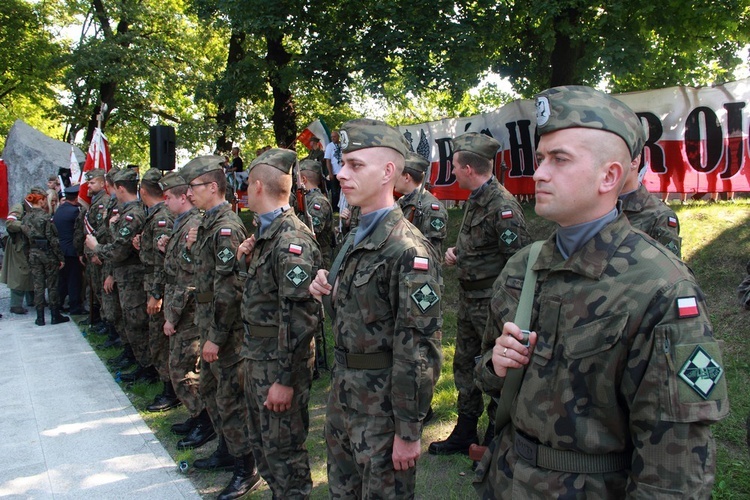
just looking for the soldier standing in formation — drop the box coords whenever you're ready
[395,151,448,263]
[298,158,334,267]
[430,132,531,456]
[182,157,260,500]
[474,85,728,497]
[310,119,443,498]
[238,148,322,498]
[21,190,70,326]
[137,168,180,411]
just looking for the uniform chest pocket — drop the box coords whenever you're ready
[246,251,274,293]
[352,261,391,324]
[467,213,493,248]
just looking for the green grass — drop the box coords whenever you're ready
[77,199,750,498]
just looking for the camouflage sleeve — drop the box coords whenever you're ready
[47,218,64,262]
[73,210,85,255]
[209,224,246,347]
[393,247,443,441]
[308,201,332,238]
[164,284,192,325]
[493,204,531,256]
[95,214,142,263]
[419,202,448,251]
[624,279,728,496]
[275,234,322,387]
[650,212,682,258]
[150,218,172,297]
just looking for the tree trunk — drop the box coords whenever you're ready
[215,30,246,154]
[266,33,296,148]
[549,8,585,88]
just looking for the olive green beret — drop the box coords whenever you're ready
[113,168,138,183]
[158,171,187,191]
[451,132,500,160]
[299,159,323,175]
[84,169,106,180]
[404,152,430,174]
[339,118,408,157]
[249,148,296,175]
[180,155,224,183]
[141,168,163,185]
[535,85,643,160]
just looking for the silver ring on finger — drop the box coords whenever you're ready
[503,347,508,357]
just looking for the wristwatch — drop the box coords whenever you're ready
[151,292,162,300]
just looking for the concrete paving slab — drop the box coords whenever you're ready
[0,284,200,499]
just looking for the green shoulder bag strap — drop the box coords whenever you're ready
[494,240,544,433]
[322,228,356,321]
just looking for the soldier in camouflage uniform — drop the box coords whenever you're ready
[429,132,531,456]
[298,158,334,267]
[21,191,70,326]
[619,133,682,257]
[474,85,728,498]
[81,169,111,336]
[238,149,322,498]
[395,151,448,263]
[182,156,260,499]
[137,168,179,411]
[86,168,153,382]
[310,119,443,498]
[158,173,212,445]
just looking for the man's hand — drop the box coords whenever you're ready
[132,234,141,250]
[91,254,102,265]
[84,234,99,251]
[147,296,163,315]
[264,382,294,413]
[186,227,197,250]
[109,213,120,225]
[103,275,115,293]
[202,340,219,363]
[237,234,257,264]
[58,261,65,270]
[444,246,457,266]
[491,322,537,378]
[157,234,170,253]
[309,269,332,303]
[163,320,176,337]
[392,436,420,471]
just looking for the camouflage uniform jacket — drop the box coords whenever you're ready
[82,189,110,257]
[330,207,443,441]
[191,202,246,364]
[163,207,201,326]
[397,188,448,262]
[621,183,681,257]
[475,212,728,497]
[241,209,322,387]
[140,202,173,298]
[100,194,120,278]
[21,207,64,262]
[94,200,145,267]
[455,177,530,297]
[303,188,333,266]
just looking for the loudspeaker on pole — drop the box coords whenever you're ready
[149,125,176,170]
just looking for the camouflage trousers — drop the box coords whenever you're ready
[326,400,417,499]
[244,357,314,499]
[148,309,169,381]
[455,291,496,420]
[169,321,203,416]
[29,250,60,308]
[100,269,124,335]
[200,354,251,457]
[113,266,149,367]
[86,259,102,309]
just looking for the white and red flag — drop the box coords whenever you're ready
[78,127,112,205]
[296,119,331,150]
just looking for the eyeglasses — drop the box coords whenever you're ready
[188,181,213,189]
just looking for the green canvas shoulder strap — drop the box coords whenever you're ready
[494,240,544,433]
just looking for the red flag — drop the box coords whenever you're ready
[78,128,112,205]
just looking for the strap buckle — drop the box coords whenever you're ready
[334,347,348,367]
[514,432,538,467]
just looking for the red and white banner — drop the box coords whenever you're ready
[399,78,750,200]
[296,119,331,150]
[78,127,112,205]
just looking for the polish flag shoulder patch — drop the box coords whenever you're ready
[98,204,105,209]
[501,210,514,219]
[431,203,440,210]
[6,214,17,221]
[668,216,678,228]
[313,203,321,210]
[125,214,134,221]
[288,243,303,255]
[413,256,429,271]
[220,228,232,236]
[157,220,167,227]
[677,296,700,318]
[112,208,119,214]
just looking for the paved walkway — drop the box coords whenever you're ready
[0,284,200,499]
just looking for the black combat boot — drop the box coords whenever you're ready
[101,323,122,348]
[171,414,199,435]
[428,414,479,455]
[109,345,136,368]
[146,382,181,412]
[193,434,234,470]
[51,308,70,324]
[35,307,45,326]
[217,454,261,500]
[119,365,159,384]
[177,409,216,450]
